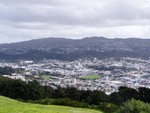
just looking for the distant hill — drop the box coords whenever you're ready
[0,36,150,61]
[0,96,103,113]
[0,37,76,48]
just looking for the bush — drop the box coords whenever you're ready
[118,99,150,113]
[98,102,118,113]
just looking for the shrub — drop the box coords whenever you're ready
[118,99,150,113]
[98,102,118,113]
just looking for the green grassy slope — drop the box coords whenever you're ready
[0,96,103,113]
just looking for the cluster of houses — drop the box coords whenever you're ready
[0,57,150,94]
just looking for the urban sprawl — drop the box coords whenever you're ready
[1,57,150,95]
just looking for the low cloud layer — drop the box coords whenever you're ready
[0,0,150,43]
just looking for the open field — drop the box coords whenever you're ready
[41,75,51,80]
[0,96,103,113]
[80,75,101,80]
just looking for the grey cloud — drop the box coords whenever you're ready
[0,0,63,5]
[0,0,150,43]
[1,0,150,27]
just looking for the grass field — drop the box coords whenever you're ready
[0,96,103,113]
[41,75,51,80]
[80,75,101,80]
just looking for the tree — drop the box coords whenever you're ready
[65,87,80,101]
[110,92,123,105]
[0,66,15,75]
[138,87,150,103]
[118,86,139,102]
[119,99,150,113]
[27,80,45,100]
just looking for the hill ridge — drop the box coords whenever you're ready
[0,36,150,61]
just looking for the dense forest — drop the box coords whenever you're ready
[0,76,149,113]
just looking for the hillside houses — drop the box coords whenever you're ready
[0,57,150,94]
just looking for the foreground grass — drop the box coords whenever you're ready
[0,96,103,113]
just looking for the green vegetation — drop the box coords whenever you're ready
[0,96,103,113]
[118,99,150,113]
[15,68,25,74]
[0,66,15,75]
[80,75,101,80]
[41,75,51,80]
[0,76,150,113]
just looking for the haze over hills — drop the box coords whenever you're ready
[0,36,150,61]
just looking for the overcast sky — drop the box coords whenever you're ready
[0,0,150,43]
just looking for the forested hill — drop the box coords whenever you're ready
[0,37,150,61]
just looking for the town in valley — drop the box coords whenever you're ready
[1,57,150,95]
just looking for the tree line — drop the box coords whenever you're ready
[0,76,149,113]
